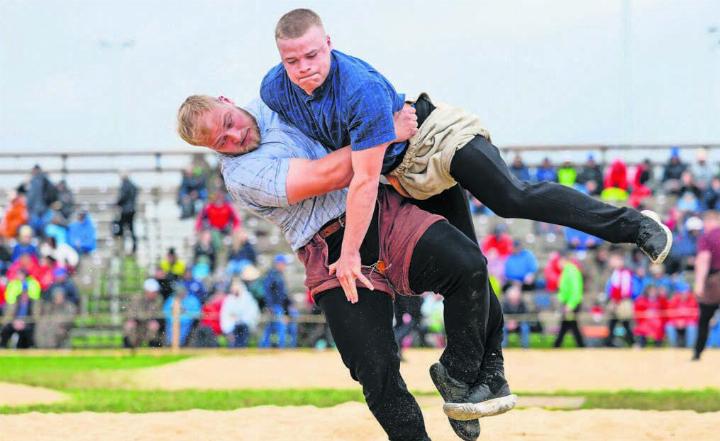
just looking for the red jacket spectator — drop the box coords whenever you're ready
[195,193,241,233]
[481,232,513,259]
[200,293,225,335]
[666,291,698,329]
[607,267,634,303]
[634,287,668,342]
[34,256,57,291]
[628,163,652,208]
[6,253,39,281]
[604,159,628,190]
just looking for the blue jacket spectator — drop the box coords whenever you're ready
[535,157,557,182]
[163,284,202,346]
[509,154,531,182]
[67,211,96,254]
[45,267,80,305]
[182,269,208,303]
[44,212,68,245]
[504,241,538,288]
[12,226,38,261]
[263,255,289,309]
[564,227,601,251]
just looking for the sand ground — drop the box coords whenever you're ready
[2,349,719,440]
[130,348,720,392]
[0,405,717,441]
[0,382,67,407]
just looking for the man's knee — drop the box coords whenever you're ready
[351,350,402,406]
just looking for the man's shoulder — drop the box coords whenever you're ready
[260,63,290,103]
[333,50,387,94]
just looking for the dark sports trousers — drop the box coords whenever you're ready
[316,213,498,441]
[694,302,719,357]
[449,135,645,243]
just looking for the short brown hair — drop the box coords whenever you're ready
[275,8,323,40]
[177,95,219,146]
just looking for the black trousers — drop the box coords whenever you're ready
[450,136,645,244]
[315,214,498,440]
[695,302,719,357]
[554,307,585,348]
[118,210,137,252]
[0,323,35,349]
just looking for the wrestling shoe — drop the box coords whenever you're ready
[443,351,517,420]
[429,363,480,441]
[636,210,673,265]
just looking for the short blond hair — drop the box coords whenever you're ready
[177,95,219,146]
[275,8,324,40]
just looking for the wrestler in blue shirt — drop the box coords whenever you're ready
[261,49,407,174]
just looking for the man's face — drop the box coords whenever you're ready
[276,25,332,95]
[196,99,260,155]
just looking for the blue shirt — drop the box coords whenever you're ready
[261,50,407,174]
[263,268,287,308]
[220,99,346,250]
[504,249,538,282]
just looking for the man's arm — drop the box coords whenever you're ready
[286,147,353,204]
[329,144,388,303]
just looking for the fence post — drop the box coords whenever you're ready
[172,297,181,352]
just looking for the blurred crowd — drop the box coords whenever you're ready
[2,147,720,352]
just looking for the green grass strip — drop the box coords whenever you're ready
[579,389,720,413]
[0,388,365,414]
[0,355,188,389]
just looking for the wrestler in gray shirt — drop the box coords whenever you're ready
[220,99,346,250]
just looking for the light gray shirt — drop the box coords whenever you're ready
[219,99,347,250]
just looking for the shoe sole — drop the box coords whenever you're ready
[429,364,481,440]
[640,210,673,265]
[443,394,518,420]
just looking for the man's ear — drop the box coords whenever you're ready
[326,34,332,50]
[218,95,235,105]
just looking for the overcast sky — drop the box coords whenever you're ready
[1,0,718,152]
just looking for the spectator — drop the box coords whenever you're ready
[6,253,39,282]
[703,177,720,211]
[556,160,577,187]
[34,255,57,292]
[1,190,28,240]
[220,279,260,347]
[43,211,69,246]
[603,158,629,191]
[1,272,41,349]
[34,286,76,348]
[181,268,207,303]
[554,252,586,347]
[501,283,530,349]
[678,170,702,201]
[115,172,139,253]
[628,161,653,208]
[535,157,557,182]
[691,148,713,190]
[67,210,96,255]
[633,285,668,347]
[55,180,75,221]
[193,229,217,272]
[665,287,699,348]
[195,191,241,245]
[178,166,208,219]
[159,247,187,282]
[40,237,79,271]
[666,216,703,274]
[123,278,163,348]
[577,154,604,195]
[662,147,687,192]
[163,283,201,347]
[194,284,226,347]
[564,226,601,251]
[604,249,635,347]
[509,154,531,182]
[692,210,720,360]
[26,165,55,235]
[481,224,513,259]
[0,237,11,275]
[260,255,291,348]
[226,230,258,277]
[503,239,538,291]
[45,267,80,306]
[11,225,38,261]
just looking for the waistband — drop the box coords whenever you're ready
[317,215,346,240]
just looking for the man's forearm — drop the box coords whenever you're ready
[695,251,711,291]
[341,175,380,255]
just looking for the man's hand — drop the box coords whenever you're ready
[393,104,418,143]
[694,284,704,299]
[329,250,374,303]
